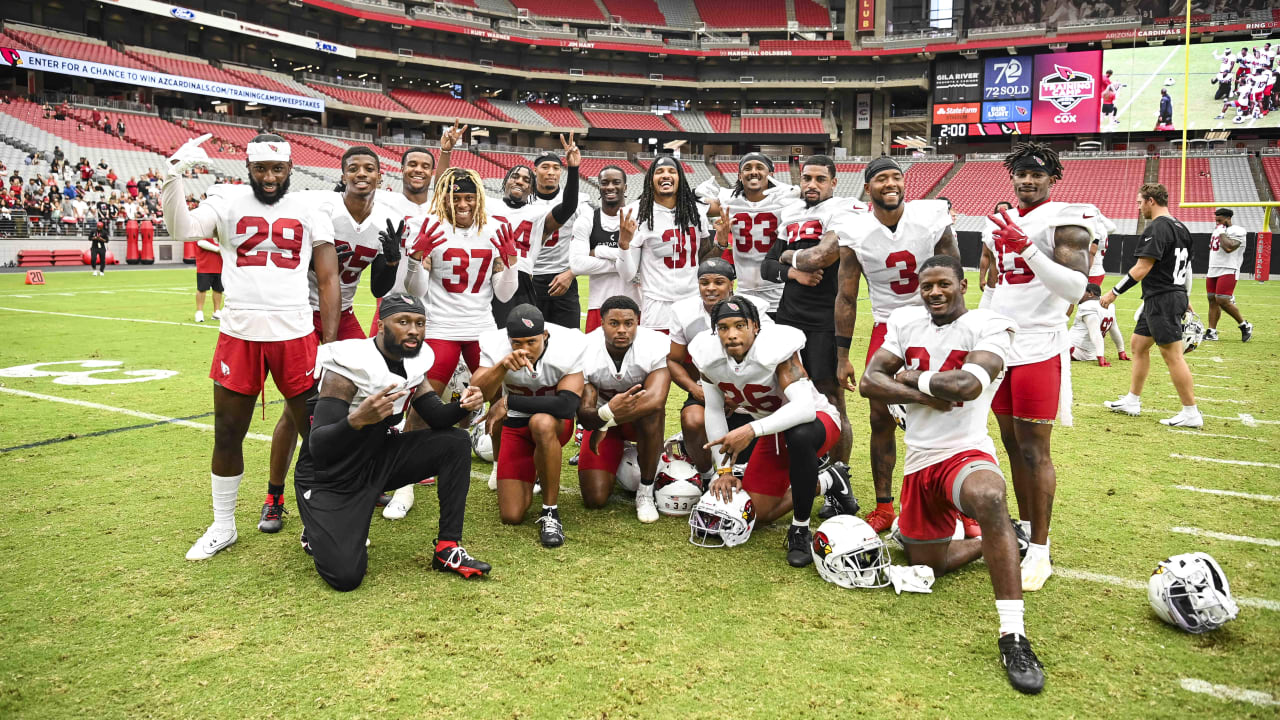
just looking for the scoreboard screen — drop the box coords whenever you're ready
[934,51,1102,136]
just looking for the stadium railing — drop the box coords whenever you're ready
[966,23,1044,39]
[408,6,496,31]
[1056,15,1141,31]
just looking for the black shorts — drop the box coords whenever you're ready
[532,272,581,329]
[799,328,837,385]
[196,272,223,293]
[1102,103,1116,114]
[1134,291,1187,346]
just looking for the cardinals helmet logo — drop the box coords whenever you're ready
[522,318,534,328]
[741,498,756,523]
[813,531,833,556]
[0,48,22,67]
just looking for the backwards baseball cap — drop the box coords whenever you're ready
[738,152,773,172]
[533,152,562,168]
[864,156,902,183]
[698,257,737,281]
[379,293,426,319]
[247,139,291,163]
[506,303,545,338]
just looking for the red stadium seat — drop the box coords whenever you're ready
[528,104,587,129]
[902,161,954,201]
[388,90,503,122]
[792,0,833,27]
[694,0,787,28]
[0,99,139,152]
[600,0,668,25]
[582,111,674,132]
[739,116,825,134]
[307,84,407,115]
[1157,157,1216,224]
[508,0,604,21]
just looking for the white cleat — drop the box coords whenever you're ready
[1104,395,1141,416]
[382,485,415,520]
[211,310,221,321]
[1020,552,1053,592]
[194,310,205,323]
[635,484,659,524]
[186,525,237,560]
[1160,410,1204,428]
[487,465,498,491]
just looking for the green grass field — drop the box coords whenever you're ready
[1,268,1277,719]
[1102,41,1278,134]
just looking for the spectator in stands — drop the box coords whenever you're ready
[117,118,126,137]
[127,177,139,199]
[72,196,89,225]
[60,193,77,228]
[79,162,92,183]
[62,183,77,201]
[24,153,35,166]
[41,102,53,119]
[27,178,46,202]
[91,109,101,128]
[53,147,64,166]
[137,177,151,199]
[107,167,118,188]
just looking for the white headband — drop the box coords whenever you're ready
[246,140,291,163]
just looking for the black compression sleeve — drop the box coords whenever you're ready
[410,390,468,430]
[760,238,789,284]
[368,255,396,298]
[309,396,365,465]
[551,167,580,226]
[507,389,580,420]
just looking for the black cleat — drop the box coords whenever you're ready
[257,497,286,533]
[568,450,579,467]
[432,540,491,578]
[299,528,312,556]
[999,634,1045,694]
[1012,519,1030,560]
[825,462,860,517]
[1241,321,1253,343]
[786,524,813,567]
[537,508,564,548]
[375,492,392,508]
[817,495,839,521]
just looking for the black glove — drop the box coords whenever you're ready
[379,219,404,264]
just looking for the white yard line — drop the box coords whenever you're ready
[0,306,216,329]
[1168,395,1249,404]
[1054,567,1280,611]
[1167,429,1266,442]
[1174,485,1280,502]
[1116,46,1180,120]
[1170,526,1280,548]
[1170,453,1280,469]
[1193,384,1230,390]
[1179,678,1280,707]
[1196,374,1232,380]
[0,283,191,298]
[0,386,273,441]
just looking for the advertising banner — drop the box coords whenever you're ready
[932,102,981,124]
[983,56,1032,100]
[856,93,871,130]
[1031,50,1101,134]
[99,0,357,57]
[857,0,876,32]
[933,59,982,104]
[982,100,1031,124]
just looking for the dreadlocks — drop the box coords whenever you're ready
[636,158,703,232]
[430,167,488,230]
[1003,141,1063,179]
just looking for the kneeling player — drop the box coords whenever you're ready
[472,305,586,548]
[578,296,671,521]
[1068,284,1128,365]
[295,295,489,591]
[859,255,1043,694]
[695,297,859,567]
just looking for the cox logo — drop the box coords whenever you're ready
[170,7,197,20]
[315,41,338,53]
[1054,113,1077,124]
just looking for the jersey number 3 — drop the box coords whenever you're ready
[236,216,304,269]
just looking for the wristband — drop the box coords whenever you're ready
[597,402,617,429]
[1112,272,1137,295]
[960,362,992,392]
[916,370,937,397]
[789,251,801,268]
[835,335,852,349]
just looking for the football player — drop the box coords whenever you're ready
[1068,284,1128,365]
[858,255,1044,695]
[294,294,490,590]
[798,156,960,535]
[160,133,341,560]
[570,166,641,332]
[577,296,671,521]
[979,201,1012,309]
[618,157,716,331]
[525,140,591,329]
[471,304,586,548]
[696,296,860,568]
[976,143,1094,591]
[1086,211,1117,288]
[1204,208,1252,342]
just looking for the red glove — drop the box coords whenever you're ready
[490,220,517,260]
[1097,356,1111,368]
[410,217,447,259]
[988,209,1033,255]
[1118,351,1131,361]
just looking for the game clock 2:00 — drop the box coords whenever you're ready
[938,123,968,138]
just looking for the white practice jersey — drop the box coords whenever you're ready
[491,200,549,275]
[715,184,800,311]
[780,196,863,252]
[315,337,433,417]
[1068,299,1119,361]
[377,188,433,296]
[308,194,401,311]
[982,200,1095,365]
[189,184,335,341]
[668,294,772,347]
[622,201,712,303]
[1088,213,1118,278]
[882,305,1015,473]
[689,323,838,427]
[569,209,641,309]
[582,326,669,406]
[479,323,586,419]
[528,187,589,275]
[408,215,510,341]
[841,199,952,324]
[1208,224,1247,274]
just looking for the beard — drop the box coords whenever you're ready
[250,174,291,205]
[871,195,902,212]
[383,333,422,358]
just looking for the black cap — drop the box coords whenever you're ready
[864,156,902,183]
[379,293,426,319]
[533,152,561,168]
[505,303,545,338]
[698,257,736,281]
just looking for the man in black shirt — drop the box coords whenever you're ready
[1101,183,1200,428]
[87,221,108,276]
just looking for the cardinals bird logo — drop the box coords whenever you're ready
[813,531,833,556]
[522,318,534,328]
[0,48,22,67]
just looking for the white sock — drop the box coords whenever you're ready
[996,599,1026,637]
[1026,542,1049,561]
[1124,392,1140,403]
[817,472,833,494]
[1182,404,1200,415]
[792,517,810,528]
[211,473,242,530]
[542,504,557,512]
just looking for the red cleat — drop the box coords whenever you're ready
[418,477,437,486]
[961,514,982,538]
[865,505,896,534]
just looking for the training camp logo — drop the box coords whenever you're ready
[1039,63,1095,124]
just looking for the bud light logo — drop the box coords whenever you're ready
[170,7,197,20]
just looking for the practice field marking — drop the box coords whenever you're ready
[1194,384,1229,390]
[1054,568,1280,611]
[0,283,191,298]
[1174,485,1280,502]
[1116,46,1181,121]
[0,306,216,329]
[1170,453,1280,469]
[1167,429,1266,442]
[0,387,272,442]
[1179,679,1280,707]
[1170,526,1280,548]
[1167,394,1248,404]
[1196,374,1232,379]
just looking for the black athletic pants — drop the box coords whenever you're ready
[89,246,105,272]
[532,272,581,329]
[492,271,536,326]
[294,427,471,592]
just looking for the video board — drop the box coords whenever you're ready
[933,50,1102,137]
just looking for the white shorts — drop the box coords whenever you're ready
[640,297,677,331]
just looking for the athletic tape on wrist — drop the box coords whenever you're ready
[916,370,937,397]
[960,363,992,392]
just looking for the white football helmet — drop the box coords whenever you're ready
[654,456,701,516]
[663,432,690,463]
[1148,552,1239,634]
[469,421,494,462]
[1182,311,1206,354]
[615,442,640,493]
[887,403,907,431]
[689,489,756,548]
[812,516,891,589]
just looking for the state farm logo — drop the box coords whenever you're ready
[1039,64,1095,120]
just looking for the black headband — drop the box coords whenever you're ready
[738,153,773,172]
[1010,153,1052,174]
[864,156,902,183]
[710,296,757,325]
[698,258,736,280]
[449,173,478,194]
[533,153,562,168]
[505,303,545,338]
[653,156,680,171]
[379,293,426,319]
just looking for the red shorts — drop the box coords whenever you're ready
[1088,274,1105,287]
[497,418,575,483]
[898,450,1001,543]
[991,354,1060,421]
[367,298,382,338]
[742,413,839,498]
[578,423,639,474]
[209,333,318,399]
[865,322,888,367]
[584,308,602,333]
[312,309,366,342]
[1206,274,1238,297]
[424,339,481,383]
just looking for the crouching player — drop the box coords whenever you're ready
[858,255,1043,694]
[577,296,672,521]
[294,295,490,591]
[695,297,859,567]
